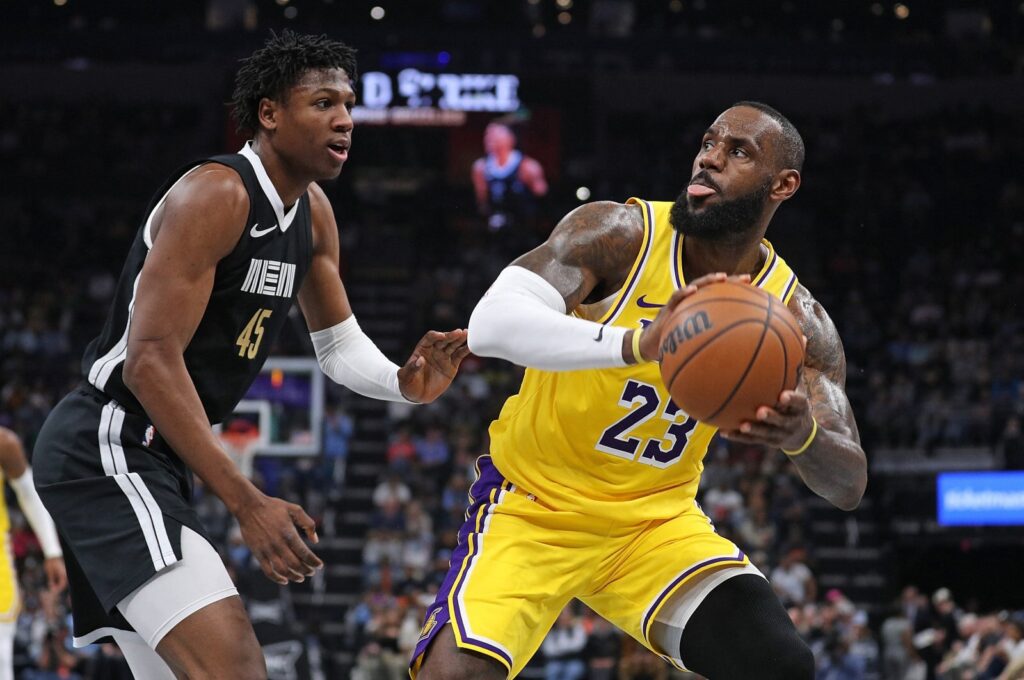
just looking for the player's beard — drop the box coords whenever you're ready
[669,176,773,242]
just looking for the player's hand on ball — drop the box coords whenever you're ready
[236,493,323,585]
[721,389,815,451]
[398,329,470,403]
[640,273,752,362]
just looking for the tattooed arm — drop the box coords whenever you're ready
[468,201,732,368]
[722,284,867,510]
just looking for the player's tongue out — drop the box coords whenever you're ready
[687,184,717,197]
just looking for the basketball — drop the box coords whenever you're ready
[658,281,804,432]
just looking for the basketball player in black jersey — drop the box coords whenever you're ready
[32,31,468,679]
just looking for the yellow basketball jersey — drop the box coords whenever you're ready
[489,199,799,524]
[0,468,18,622]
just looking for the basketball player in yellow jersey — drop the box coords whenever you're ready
[413,102,867,680]
[0,428,66,680]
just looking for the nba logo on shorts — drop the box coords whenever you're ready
[143,425,155,447]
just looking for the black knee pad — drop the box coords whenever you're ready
[678,574,814,680]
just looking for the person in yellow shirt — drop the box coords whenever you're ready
[0,427,66,680]
[412,102,867,680]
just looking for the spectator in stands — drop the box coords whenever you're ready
[540,609,587,680]
[771,545,818,608]
[322,404,355,491]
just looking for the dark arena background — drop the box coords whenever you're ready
[2,1,1023,678]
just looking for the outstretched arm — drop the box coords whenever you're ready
[468,201,738,370]
[721,285,867,510]
[0,428,66,592]
[298,183,468,403]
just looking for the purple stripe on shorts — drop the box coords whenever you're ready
[641,548,747,638]
[410,456,513,673]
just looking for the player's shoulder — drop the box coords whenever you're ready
[787,284,832,330]
[788,283,845,370]
[554,201,643,239]
[167,163,250,219]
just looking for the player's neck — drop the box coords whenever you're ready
[250,139,311,208]
[682,230,768,282]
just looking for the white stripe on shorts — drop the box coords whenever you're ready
[99,401,177,571]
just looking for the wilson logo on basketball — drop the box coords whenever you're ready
[660,311,712,356]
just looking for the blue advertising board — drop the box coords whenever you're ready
[937,472,1024,526]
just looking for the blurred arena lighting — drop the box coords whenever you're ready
[528,0,541,5]
[532,24,546,37]
[370,6,385,20]
[53,0,67,5]
[274,0,288,5]
[556,0,573,8]
[283,5,297,19]
[895,3,910,19]
[576,186,591,201]
[871,2,884,15]
[558,11,572,24]
[669,0,683,12]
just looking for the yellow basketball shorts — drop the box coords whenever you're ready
[409,455,749,678]
[0,536,19,624]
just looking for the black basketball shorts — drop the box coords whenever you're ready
[32,383,210,645]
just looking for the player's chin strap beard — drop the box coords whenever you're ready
[669,180,773,243]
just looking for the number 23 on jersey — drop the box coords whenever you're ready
[596,379,699,468]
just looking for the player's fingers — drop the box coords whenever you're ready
[451,344,471,363]
[735,420,786,442]
[397,354,425,378]
[256,551,288,585]
[755,406,787,427]
[726,274,752,284]
[688,272,729,289]
[776,390,809,415]
[269,550,306,583]
[285,532,323,575]
[289,504,320,544]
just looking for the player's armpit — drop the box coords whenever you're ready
[510,201,644,311]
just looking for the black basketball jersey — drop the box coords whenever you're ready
[82,143,313,424]
[484,150,528,212]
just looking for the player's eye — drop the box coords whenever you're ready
[315,99,331,110]
[344,101,355,113]
[702,140,714,151]
[731,147,749,158]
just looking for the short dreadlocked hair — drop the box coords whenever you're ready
[231,30,358,134]
[731,101,805,172]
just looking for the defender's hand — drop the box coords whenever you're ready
[721,389,815,450]
[398,329,470,403]
[236,493,322,585]
[43,557,67,594]
[639,273,752,362]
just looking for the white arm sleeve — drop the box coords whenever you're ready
[9,468,62,558]
[468,265,629,371]
[310,316,414,403]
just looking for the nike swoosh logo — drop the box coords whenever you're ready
[249,222,278,238]
[636,295,666,309]
[594,326,604,342]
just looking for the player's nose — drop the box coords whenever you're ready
[332,110,354,133]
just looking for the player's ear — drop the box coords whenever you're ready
[257,97,279,132]
[771,169,801,202]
